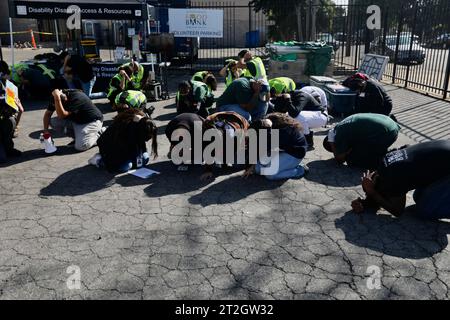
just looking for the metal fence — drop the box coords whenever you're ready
[327,0,450,100]
[185,0,450,99]
[10,0,449,99]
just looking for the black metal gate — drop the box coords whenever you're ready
[153,0,450,100]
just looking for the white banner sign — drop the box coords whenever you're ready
[169,9,223,38]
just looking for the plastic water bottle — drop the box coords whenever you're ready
[39,133,45,149]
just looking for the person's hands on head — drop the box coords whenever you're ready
[351,198,365,214]
[252,81,262,93]
[362,170,378,196]
[52,89,63,98]
[120,69,131,81]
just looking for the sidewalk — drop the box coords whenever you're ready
[0,77,449,300]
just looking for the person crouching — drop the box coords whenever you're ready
[90,109,158,173]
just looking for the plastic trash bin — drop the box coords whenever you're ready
[324,84,357,117]
[246,30,260,48]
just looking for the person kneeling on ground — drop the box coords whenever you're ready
[216,77,270,122]
[323,113,400,169]
[43,89,104,152]
[90,109,158,173]
[120,60,145,90]
[107,66,134,110]
[244,113,308,181]
[166,112,249,181]
[269,77,296,96]
[352,140,450,220]
[219,60,243,87]
[114,90,154,117]
[342,73,393,116]
[0,97,24,163]
[176,80,216,118]
[270,88,327,149]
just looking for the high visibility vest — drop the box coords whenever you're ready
[192,71,208,82]
[225,68,244,87]
[115,90,147,109]
[269,77,296,95]
[36,64,56,80]
[243,57,267,81]
[107,74,128,98]
[120,62,144,89]
[10,63,29,85]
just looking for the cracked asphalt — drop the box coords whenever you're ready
[1,75,450,300]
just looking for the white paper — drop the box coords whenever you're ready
[129,168,160,179]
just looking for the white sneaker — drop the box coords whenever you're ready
[43,137,57,154]
[88,153,102,168]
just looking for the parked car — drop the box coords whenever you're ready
[317,33,340,52]
[334,32,347,42]
[371,35,426,65]
[424,34,450,49]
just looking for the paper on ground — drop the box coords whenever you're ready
[129,168,160,179]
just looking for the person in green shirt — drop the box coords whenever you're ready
[176,80,215,118]
[323,114,401,169]
[216,77,270,122]
[107,66,134,109]
[269,77,296,96]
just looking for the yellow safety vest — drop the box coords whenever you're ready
[244,57,267,81]
[37,64,56,80]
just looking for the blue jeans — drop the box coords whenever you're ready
[116,152,150,173]
[218,101,268,123]
[413,175,450,220]
[251,101,269,122]
[79,76,97,98]
[255,151,304,181]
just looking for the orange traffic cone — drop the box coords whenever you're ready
[30,29,37,49]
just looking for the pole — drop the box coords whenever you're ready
[9,17,14,66]
[55,20,60,47]
[0,37,3,61]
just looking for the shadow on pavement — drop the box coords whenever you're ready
[304,159,361,187]
[335,210,450,259]
[188,175,286,207]
[40,165,115,197]
[0,146,79,168]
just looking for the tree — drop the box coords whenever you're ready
[251,0,346,41]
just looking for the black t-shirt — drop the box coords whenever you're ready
[262,125,307,160]
[48,90,103,124]
[376,140,450,197]
[165,113,205,142]
[97,120,147,172]
[359,79,393,115]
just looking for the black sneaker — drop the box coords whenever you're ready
[67,140,75,146]
[305,132,315,151]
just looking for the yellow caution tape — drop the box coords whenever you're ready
[0,31,54,35]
